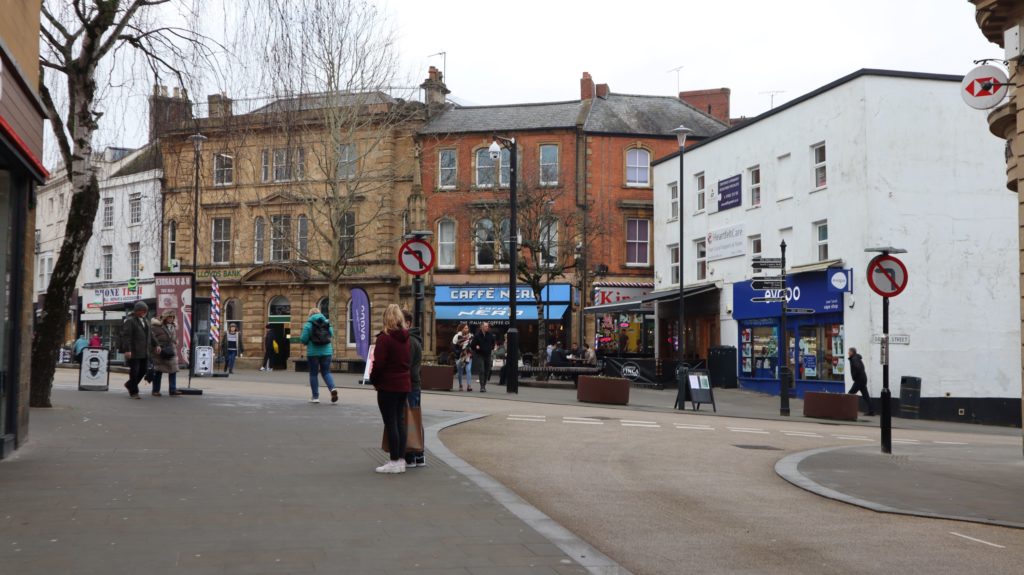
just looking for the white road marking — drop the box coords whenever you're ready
[674,424,714,430]
[783,432,823,438]
[892,439,921,444]
[563,420,604,425]
[563,417,602,422]
[621,423,661,428]
[507,417,546,422]
[620,419,658,425]
[729,429,770,435]
[833,435,872,441]
[934,441,969,445]
[509,414,546,419]
[949,532,1005,549]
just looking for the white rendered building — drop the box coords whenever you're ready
[34,145,163,348]
[651,69,1020,426]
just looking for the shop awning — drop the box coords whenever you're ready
[788,259,844,274]
[436,304,569,321]
[583,283,718,314]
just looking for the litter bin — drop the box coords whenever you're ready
[899,376,921,419]
[707,346,738,388]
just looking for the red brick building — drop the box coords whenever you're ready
[417,69,727,358]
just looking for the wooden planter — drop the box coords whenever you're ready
[421,364,456,391]
[803,391,859,421]
[577,375,630,405]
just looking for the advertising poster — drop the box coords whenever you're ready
[78,347,109,391]
[361,344,377,384]
[155,273,192,366]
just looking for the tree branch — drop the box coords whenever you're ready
[37,67,72,177]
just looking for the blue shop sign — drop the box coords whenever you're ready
[732,271,842,319]
[435,284,571,304]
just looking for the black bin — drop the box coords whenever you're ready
[708,346,738,388]
[899,376,921,419]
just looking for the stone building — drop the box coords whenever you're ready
[158,88,427,369]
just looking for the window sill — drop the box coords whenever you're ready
[776,196,793,203]
[811,185,827,193]
[624,263,651,269]
[625,184,652,189]
[214,182,234,188]
[692,210,706,216]
[746,204,761,211]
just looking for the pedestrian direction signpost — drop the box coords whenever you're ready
[751,242,791,416]
[787,308,815,315]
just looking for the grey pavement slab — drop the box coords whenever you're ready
[0,387,594,575]
[776,443,1024,529]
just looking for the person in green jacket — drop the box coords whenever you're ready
[300,307,337,404]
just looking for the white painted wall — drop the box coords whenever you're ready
[654,72,1019,400]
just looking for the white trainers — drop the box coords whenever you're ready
[259,367,265,371]
[374,460,406,474]
[310,398,320,403]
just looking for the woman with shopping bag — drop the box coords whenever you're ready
[369,304,411,474]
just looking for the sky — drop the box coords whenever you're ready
[381,0,1002,117]
[73,0,1003,161]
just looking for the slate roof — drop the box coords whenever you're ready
[110,143,162,178]
[586,94,727,137]
[419,93,727,138]
[418,100,583,134]
[250,91,396,115]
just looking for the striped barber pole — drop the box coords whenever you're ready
[210,275,221,344]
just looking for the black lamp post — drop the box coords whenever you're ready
[489,136,518,394]
[187,133,207,381]
[673,125,691,391]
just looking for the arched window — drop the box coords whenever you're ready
[317,297,329,318]
[225,298,242,333]
[254,217,265,264]
[626,147,651,187]
[268,295,291,319]
[167,221,177,263]
[437,219,455,268]
[475,218,495,267]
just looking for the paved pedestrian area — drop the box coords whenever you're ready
[0,386,593,575]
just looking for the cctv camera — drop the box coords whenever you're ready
[488,141,501,161]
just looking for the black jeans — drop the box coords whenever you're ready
[125,357,148,395]
[377,390,408,462]
[476,353,493,388]
[848,381,874,413]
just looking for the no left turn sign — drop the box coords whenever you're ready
[867,255,908,298]
[398,238,435,276]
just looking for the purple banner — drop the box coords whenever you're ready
[350,287,371,360]
[717,174,742,211]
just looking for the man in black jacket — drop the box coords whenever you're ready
[120,301,153,399]
[847,347,875,416]
[471,322,496,392]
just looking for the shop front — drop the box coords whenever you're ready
[434,284,572,363]
[733,270,849,397]
[591,283,653,357]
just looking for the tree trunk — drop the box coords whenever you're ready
[30,174,101,407]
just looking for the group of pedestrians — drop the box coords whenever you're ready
[451,322,498,392]
[120,301,180,398]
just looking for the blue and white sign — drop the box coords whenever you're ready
[732,271,842,319]
[827,268,853,293]
[435,284,571,304]
[717,174,742,211]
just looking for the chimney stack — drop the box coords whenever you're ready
[208,93,233,118]
[420,66,450,109]
[596,83,610,98]
[148,84,193,142]
[679,88,732,125]
[580,72,595,100]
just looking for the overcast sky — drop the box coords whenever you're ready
[384,0,1002,117]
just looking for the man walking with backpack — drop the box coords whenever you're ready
[300,307,338,404]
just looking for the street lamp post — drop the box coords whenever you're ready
[673,125,692,394]
[489,136,519,394]
[187,133,207,381]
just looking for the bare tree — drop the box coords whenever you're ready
[238,0,422,336]
[33,0,215,407]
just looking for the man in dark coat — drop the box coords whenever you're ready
[847,347,875,416]
[471,322,497,393]
[120,300,153,399]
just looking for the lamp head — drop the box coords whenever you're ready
[673,125,692,148]
[488,141,501,161]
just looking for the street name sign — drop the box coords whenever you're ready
[787,308,815,315]
[751,258,783,269]
[751,279,785,290]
